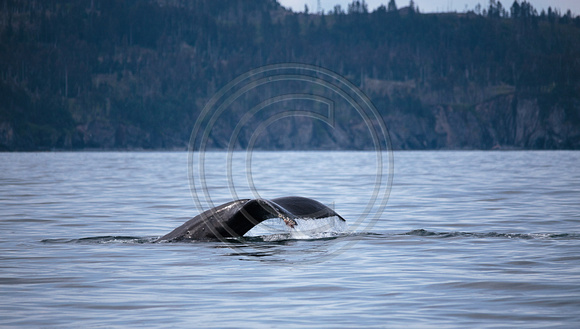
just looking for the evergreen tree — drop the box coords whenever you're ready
[388,0,397,12]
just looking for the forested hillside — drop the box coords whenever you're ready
[1,0,579,150]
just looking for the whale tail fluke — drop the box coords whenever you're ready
[157,196,345,242]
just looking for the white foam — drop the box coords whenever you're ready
[245,216,348,240]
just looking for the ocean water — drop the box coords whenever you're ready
[1,151,579,328]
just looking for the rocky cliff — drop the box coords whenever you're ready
[385,94,580,150]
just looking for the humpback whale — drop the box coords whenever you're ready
[157,196,345,242]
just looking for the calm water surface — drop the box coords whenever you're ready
[1,151,579,328]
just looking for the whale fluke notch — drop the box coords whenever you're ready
[157,196,345,242]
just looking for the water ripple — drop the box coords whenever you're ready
[402,229,580,240]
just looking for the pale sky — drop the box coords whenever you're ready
[278,0,580,15]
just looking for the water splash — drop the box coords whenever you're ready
[290,216,348,239]
[244,216,348,241]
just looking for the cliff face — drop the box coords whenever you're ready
[434,96,579,149]
[2,93,578,151]
[384,94,580,150]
